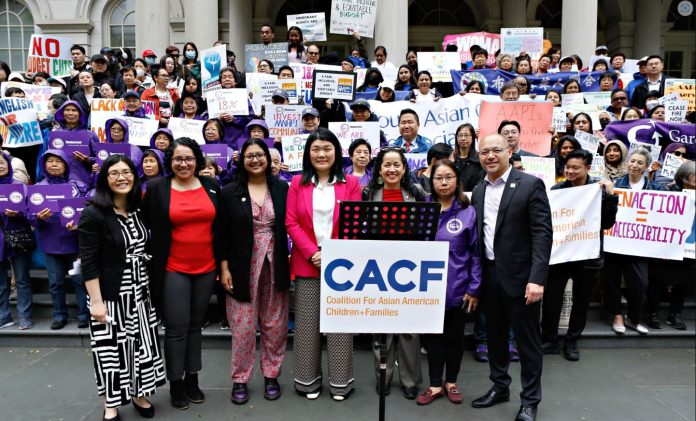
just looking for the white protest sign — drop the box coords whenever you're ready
[328,121,380,157]
[278,79,302,104]
[629,142,661,166]
[312,70,357,101]
[589,156,605,181]
[168,117,205,144]
[664,100,688,123]
[574,130,601,154]
[26,34,73,77]
[660,153,685,179]
[552,108,567,133]
[121,117,159,147]
[604,189,695,260]
[405,153,428,171]
[281,134,309,172]
[417,52,462,83]
[583,92,612,108]
[320,239,448,334]
[562,93,584,107]
[622,59,640,75]
[658,92,682,105]
[287,12,327,41]
[90,98,125,142]
[200,44,227,94]
[329,0,378,38]
[264,104,304,138]
[0,98,42,148]
[206,89,250,118]
[500,27,543,55]
[245,72,278,115]
[1,82,60,118]
[549,184,602,265]
[521,156,556,189]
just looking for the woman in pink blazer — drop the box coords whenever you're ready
[286,127,362,401]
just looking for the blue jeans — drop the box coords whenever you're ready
[0,260,12,324]
[44,253,88,322]
[11,252,33,320]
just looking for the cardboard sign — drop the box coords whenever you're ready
[574,130,602,154]
[281,134,309,172]
[328,121,380,157]
[58,197,87,226]
[0,98,42,148]
[583,92,612,108]
[664,100,688,123]
[442,32,500,65]
[91,98,125,141]
[200,44,227,94]
[121,117,159,147]
[200,144,229,168]
[168,117,205,145]
[664,79,695,111]
[628,141,661,166]
[521,156,556,189]
[548,184,602,265]
[26,184,75,214]
[561,93,584,107]
[0,184,27,212]
[417,52,462,83]
[206,89,250,118]
[287,12,327,41]
[329,0,377,38]
[320,239,448,334]
[478,100,553,156]
[312,70,357,101]
[0,82,60,118]
[26,34,73,77]
[265,104,304,138]
[93,143,132,165]
[552,108,568,133]
[500,27,544,55]
[244,43,289,73]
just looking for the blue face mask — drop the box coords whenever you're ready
[185,51,196,60]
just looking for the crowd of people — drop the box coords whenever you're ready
[0,23,694,421]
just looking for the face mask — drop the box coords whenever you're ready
[136,68,145,78]
[145,57,156,65]
[185,51,196,60]
[599,119,610,129]
[645,100,658,110]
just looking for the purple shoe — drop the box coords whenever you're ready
[509,344,519,362]
[264,377,281,400]
[231,383,248,405]
[474,344,488,362]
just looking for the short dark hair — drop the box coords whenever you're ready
[540,54,552,62]
[610,52,626,62]
[300,127,346,185]
[646,54,663,63]
[445,44,458,52]
[429,159,470,207]
[646,90,661,98]
[454,123,477,158]
[374,46,388,56]
[278,65,294,77]
[469,44,481,54]
[498,120,521,134]
[164,137,206,174]
[600,71,617,83]
[563,78,581,93]
[416,70,432,82]
[120,66,136,77]
[49,93,69,110]
[399,108,419,124]
[348,138,371,157]
[90,155,141,212]
[565,149,594,167]
[260,23,275,33]
[473,49,488,59]
[592,59,609,71]
[465,80,486,93]
[426,143,453,165]
[500,81,520,95]
[610,88,627,98]
[4,87,24,97]
[70,44,86,54]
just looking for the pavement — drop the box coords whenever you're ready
[0,346,693,421]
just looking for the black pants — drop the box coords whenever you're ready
[422,307,466,387]
[162,270,216,381]
[482,260,542,407]
[646,259,693,315]
[603,253,649,323]
[541,262,598,344]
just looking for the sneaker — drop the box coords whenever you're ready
[667,313,687,330]
[646,313,661,329]
[0,320,15,329]
[509,344,519,362]
[473,344,488,362]
[18,319,33,330]
[541,341,562,355]
[563,340,580,361]
[220,319,230,330]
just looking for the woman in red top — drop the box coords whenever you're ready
[142,137,222,411]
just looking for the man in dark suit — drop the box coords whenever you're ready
[499,120,538,157]
[470,133,553,421]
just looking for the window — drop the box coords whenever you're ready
[664,51,684,78]
[109,0,135,51]
[0,0,34,71]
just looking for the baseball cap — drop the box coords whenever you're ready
[100,47,114,55]
[301,107,320,118]
[378,80,396,91]
[271,89,289,100]
[142,49,157,58]
[47,77,67,88]
[123,91,141,100]
[349,98,371,110]
[637,56,649,64]
[559,56,574,64]
[91,54,108,63]
[595,45,608,53]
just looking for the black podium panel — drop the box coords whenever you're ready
[337,201,441,242]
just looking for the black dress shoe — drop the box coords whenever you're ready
[50,319,67,330]
[515,404,537,421]
[402,386,418,400]
[667,313,687,330]
[103,409,120,420]
[541,341,562,354]
[563,340,580,361]
[471,389,510,408]
[132,398,155,418]
[646,313,661,329]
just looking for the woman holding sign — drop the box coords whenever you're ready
[103,118,144,167]
[78,155,165,420]
[405,71,442,103]
[286,127,362,401]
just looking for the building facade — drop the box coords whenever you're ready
[1,0,694,77]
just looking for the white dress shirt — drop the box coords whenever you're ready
[312,177,336,248]
[483,166,512,260]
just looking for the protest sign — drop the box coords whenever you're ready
[320,239,448,334]
[200,144,229,168]
[451,69,607,96]
[521,156,556,189]
[206,89,250,118]
[417,52,462,83]
[265,104,304,138]
[660,153,685,179]
[405,153,428,171]
[48,130,92,183]
[312,70,357,101]
[561,93,584,107]
[287,12,327,41]
[244,43,288,73]
[478,100,553,156]
[168,117,205,144]
[658,92,682,105]
[682,190,695,259]
[0,184,26,212]
[90,98,125,141]
[26,184,75,214]
[548,184,602,265]
[328,121,380,157]
[628,141,661,165]
[664,100,688,123]
[0,98,42,148]
[442,32,500,65]
[574,130,602,154]
[58,197,87,227]
[121,117,159,147]
[552,108,567,133]
[281,134,309,172]
[0,82,59,118]
[93,143,131,165]
[245,72,278,115]
[289,63,316,103]
[664,79,695,111]
[603,120,696,156]
[604,189,695,260]
[501,27,543,55]
[26,34,73,78]
[329,0,378,38]
[583,92,612,108]
[278,79,302,104]
[200,44,227,94]
[589,156,605,180]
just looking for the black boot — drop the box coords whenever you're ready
[170,379,189,410]
[184,372,205,403]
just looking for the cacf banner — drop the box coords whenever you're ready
[604,189,695,260]
[26,34,73,78]
[478,100,553,156]
[0,98,42,148]
[330,0,378,38]
[548,184,602,265]
[200,45,226,94]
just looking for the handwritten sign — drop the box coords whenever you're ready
[660,153,685,179]
[312,70,356,101]
[1,82,60,118]
[574,130,602,154]
[561,93,584,108]
[287,12,327,42]
[442,32,500,65]
[583,92,612,108]
[0,98,42,148]
[478,100,553,156]
[552,108,567,133]
[328,121,381,157]
[26,34,73,77]
[244,43,289,73]
[329,0,377,38]
[521,156,556,189]
[265,104,304,138]
[206,88,249,118]
[664,79,695,111]
[548,184,602,264]
[121,117,159,147]
[589,156,605,180]
[168,117,205,144]
[501,27,543,55]
[200,44,227,94]
[91,98,125,141]
[417,52,462,83]
[245,72,278,115]
[664,100,688,123]
[281,134,309,172]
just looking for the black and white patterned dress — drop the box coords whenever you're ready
[89,210,166,408]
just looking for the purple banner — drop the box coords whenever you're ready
[0,184,27,212]
[603,119,696,155]
[49,129,92,148]
[58,197,87,226]
[93,143,131,165]
[26,184,74,214]
[200,144,229,169]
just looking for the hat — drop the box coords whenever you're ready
[637,56,649,64]
[91,54,107,63]
[271,89,289,100]
[7,72,25,82]
[142,49,157,58]
[100,47,114,55]
[350,98,371,110]
[559,55,574,64]
[378,80,396,91]
[47,77,67,88]
[123,91,141,100]
[301,107,320,119]
[595,45,608,53]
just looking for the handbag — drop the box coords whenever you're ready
[4,225,36,254]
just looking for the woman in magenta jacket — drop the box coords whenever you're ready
[285,127,362,401]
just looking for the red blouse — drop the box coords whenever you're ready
[382,188,404,202]
[166,186,216,274]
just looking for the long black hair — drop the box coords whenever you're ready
[233,138,274,195]
[90,154,141,212]
[365,147,425,201]
[164,137,206,174]
[300,127,346,185]
[287,26,305,58]
[429,159,470,207]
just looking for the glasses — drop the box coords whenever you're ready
[457,133,472,138]
[172,156,196,165]
[479,148,506,156]
[258,63,270,68]
[107,169,134,180]
[612,96,628,101]
[307,51,319,56]
[433,175,456,184]
[244,153,266,162]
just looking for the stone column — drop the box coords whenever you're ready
[634,0,662,57]
[374,0,408,63]
[135,0,170,55]
[228,0,252,57]
[502,0,526,28]
[561,0,597,66]
[184,0,219,50]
